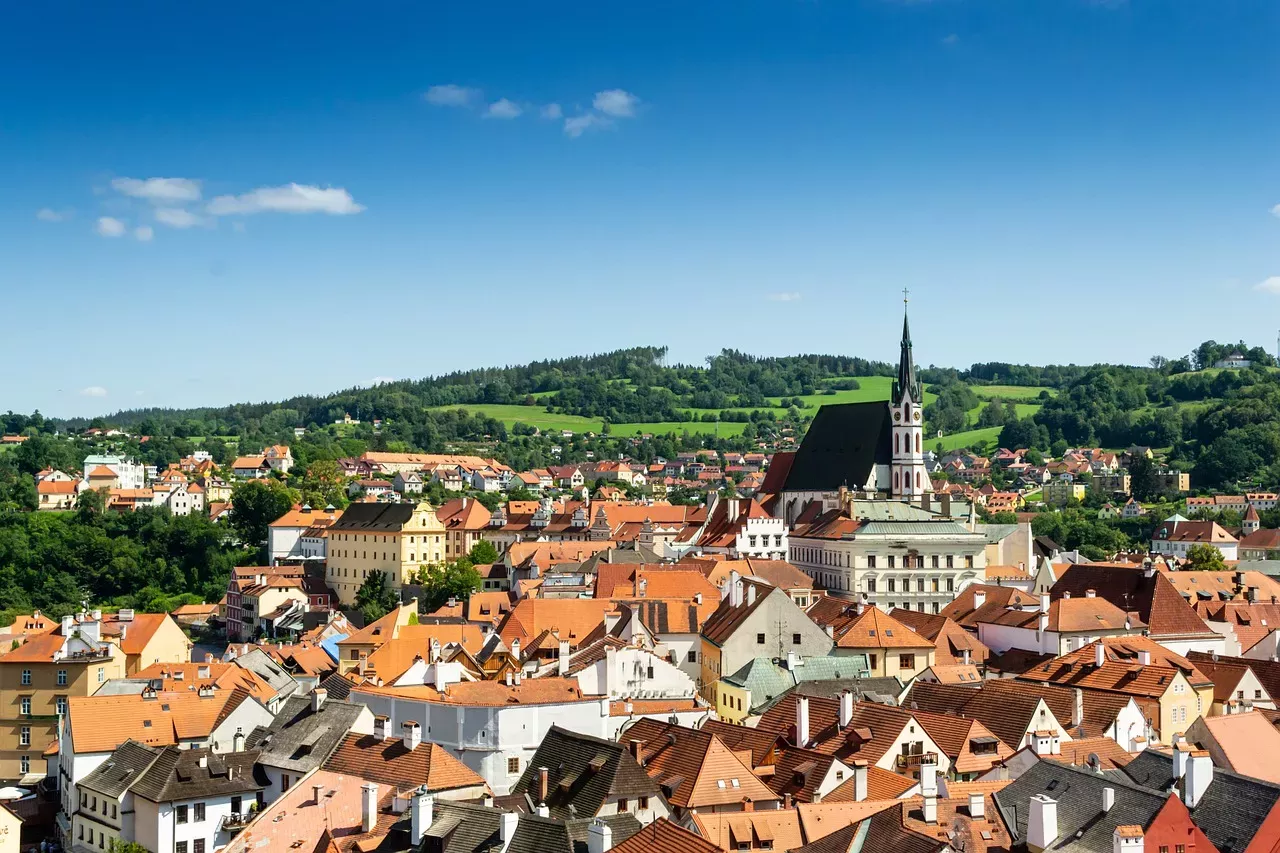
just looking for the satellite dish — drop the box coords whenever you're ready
[1212,650,1219,662]
[1088,752,1101,772]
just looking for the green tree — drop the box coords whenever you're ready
[110,841,152,853]
[415,561,482,612]
[355,570,400,623]
[1128,454,1161,502]
[229,479,296,553]
[300,459,349,509]
[468,540,500,564]
[1185,543,1227,571]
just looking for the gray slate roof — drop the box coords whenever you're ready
[507,725,661,821]
[993,758,1166,853]
[129,746,266,803]
[231,648,299,701]
[1120,750,1280,853]
[246,694,367,773]
[421,801,641,853]
[78,740,163,798]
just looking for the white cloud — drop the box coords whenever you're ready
[155,208,205,229]
[425,84,481,107]
[767,292,802,302]
[369,376,396,385]
[206,184,365,216]
[79,386,108,398]
[941,33,959,45]
[1271,204,1280,218]
[1255,277,1280,294]
[134,225,154,242]
[36,208,69,222]
[111,177,202,204]
[541,103,563,120]
[593,89,639,118]
[485,98,523,119]
[95,216,126,237]
[564,113,612,137]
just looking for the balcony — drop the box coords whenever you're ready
[218,812,252,836]
[895,751,938,771]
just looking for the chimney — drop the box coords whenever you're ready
[204,652,214,664]
[505,671,513,687]
[403,721,422,751]
[856,598,866,616]
[311,688,327,714]
[91,608,101,621]
[1040,592,1050,613]
[511,638,521,660]
[313,783,324,806]
[923,792,938,824]
[1173,737,1190,778]
[747,584,757,606]
[839,690,854,728]
[1031,731,1060,756]
[514,670,523,686]
[500,812,519,844]
[1073,689,1084,728]
[853,759,868,802]
[407,786,435,843]
[536,804,550,818]
[233,729,245,752]
[694,592,703,605]
[1186,750,1213,807]
[558,639,571,677]
[1114,826,1146,853]
[728,498,740,523]
[795,696,810,748]
[920,754,939,797]
[198,754,208,769]
[1028,795,1059,853]
[361,782,378,833]
[374,715,391,741]
[1038,608,1049,635]
[969,792,985,819]
[1102,787,1115,812]
[728,570,743,607]
[629,739,645,766]
[973,589,986,610]
[588,818,613,853]
[537,766,550,804]
[1095,642,1106,668]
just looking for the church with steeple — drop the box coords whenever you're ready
[761,298,942,525]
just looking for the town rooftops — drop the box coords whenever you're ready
[775,402,892,493]
[506,725,659,820]
[620,718,778,809]
[1050,563,1218,640]
[246,693,368,774]
[323,731,486,794]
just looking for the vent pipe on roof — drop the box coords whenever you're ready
[361,782,378,833]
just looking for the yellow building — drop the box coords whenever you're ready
[0,623,126,783]
[830,606,935,681]
[1043,477,1087,507]
[69,610,193,676]
[326,502,447,605]
[716,678,752,724]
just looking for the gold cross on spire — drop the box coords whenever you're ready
[902,287,910,305]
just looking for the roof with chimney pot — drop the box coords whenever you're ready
[323,731,486,794]
[691,810,805,853]
[619,718,777,809]
[502,725,659,820]
[1050,563,1220,640]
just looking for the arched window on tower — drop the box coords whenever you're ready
[895,434,900,454]
[916,434,921,453]
[916,471,921,489]
[894,471,900,490]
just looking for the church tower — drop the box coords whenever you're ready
[890,297,930,499]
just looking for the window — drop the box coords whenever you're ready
[867,578,876,593]
[916,578,925,592]
[57,669,67,686]
[757,633,766,645]
[900,654,916,669]
[508,757,520,774]
[19,727,29,746]
[1159,847,1169,853]
[195,802,206,821]
[20,670,30,686]
[792,633,802,645]
[177,804,188,824]
[97,667,105,684]
[888,556,895,569]
[1176,846,1185,853]
[931,556,939,569]
[887,578,896,592]
[638,796,649,809]
[946,555,954,569]
[946,577,954,592]
[56,696,67,716]
[646,666,655,679]
[618,798,628,811]
[869,654,878,669]
[867,556,877,569]
[231,796,242,814]
[687,650,697,663]
[19,697,30,716]
[177,844,188,853]
[932,602,940,614]
[111,803,117,819]
[19,756,28,775]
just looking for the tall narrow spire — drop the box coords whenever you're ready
[893,296,920,405]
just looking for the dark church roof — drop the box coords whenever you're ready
[776,401,892,493]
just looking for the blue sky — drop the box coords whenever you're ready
[3,0,1278,417]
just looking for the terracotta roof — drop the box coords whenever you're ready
[621,718,777,809]
[1197,712,1280,783]
[795,800,900,844]
[134,661,277,703]
[1189,651,1280,706]
[436,496,493,530]
[690,811,804,853]
[1055,736,1136,769]
[323,732,487,792]
[615,819,722,853]
[232,455,267,469]
[889,609,990,665]
[268,505,342,529]
[597,567,718,601]
[974,595,1140,633]
[1050,563,1217,639]
[37,479,79,495]
[68,689,256,753]
[824,765,917,801]
[497,598,616,648]
[88,465,117,478]
[360,628,490,680]
[700,580,776,646]
[1018,637,1210,698]
[830,606,935,650]
[939,585,1039,628]
[1167,570,1280,604]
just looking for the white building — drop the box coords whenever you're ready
[82,455,145,490]
[1151,516,1239,561]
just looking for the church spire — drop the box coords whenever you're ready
[893,292,921,405]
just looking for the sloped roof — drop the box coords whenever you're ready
[1051,563,1217,639]
[508,725,658,819]
[245,695,367,774]
[323,732,486,794]
[620,718,776,809]
[614,819,722,853]
[778,402,892,493]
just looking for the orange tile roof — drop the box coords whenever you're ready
[67,688,254,753]
[268,505,343,529]
[690,811,803,853]
[615,819,723,853]
[831,606,935,650]
[360,628,490,680]
[351,677,600,707]
[87,465,117,478]
[1018,637,1211,697]
[621,718,777,809]
[824,765,917,802]
[1197,711,1280,783]
[497,598,616,647]
[37,479,79,495]
[134,661,276,703]
[323,732,487,792]
[797,800,901,842]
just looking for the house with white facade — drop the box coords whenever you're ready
[1151,516,1238,561]
[82,455,146,490]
